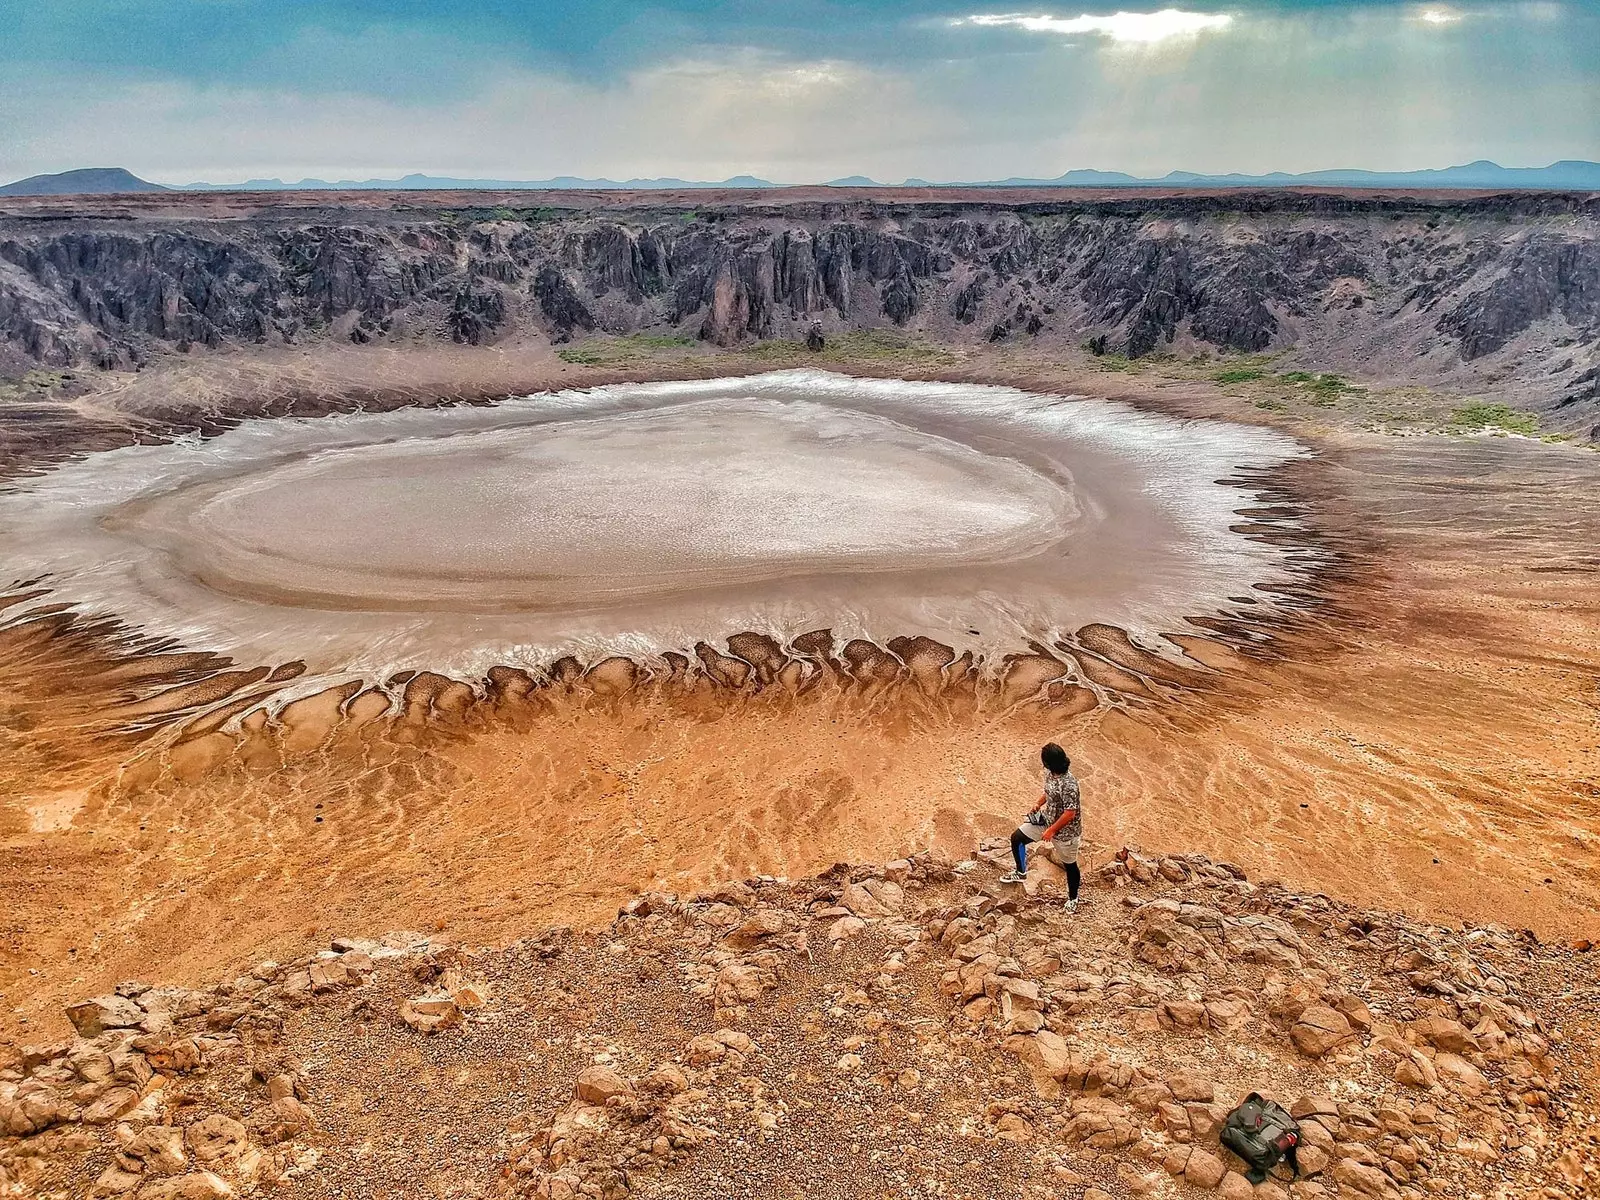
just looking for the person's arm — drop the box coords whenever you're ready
[1041,805,1078,840]
[1024,793,1047,825]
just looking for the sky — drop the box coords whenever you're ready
[1,0,1597,184]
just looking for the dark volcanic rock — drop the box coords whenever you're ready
[532,266,595,341]
[1439,236,1600,359]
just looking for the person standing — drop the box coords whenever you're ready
[999,743,1083,910]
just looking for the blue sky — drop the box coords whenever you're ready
[1,0,1597,183]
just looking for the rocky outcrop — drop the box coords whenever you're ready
[3,846,1593,1200]
[1,193,1597,430]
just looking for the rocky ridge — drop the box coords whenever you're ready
[3,846,1596,1200]
[1,193,1597,436]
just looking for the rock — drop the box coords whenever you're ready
[399,993,462,1033]
[1220,1172,1256,1200]
[574,1066,633,1105]
[1166,1070,1216,1103]
[82,1086,141,1124]
[1332,1158,1398,1198]
[93,1163,144,1196]
[1003,1030,1075,1099]
[827,916,866,942]
[0,1079,79,1135]
[1411,1016,1478,1054]
[134,1172,234,1200]
[1185,1148,1228,1189]
[186,1114,248,1164]
[1433,1052,1489,1098]
[643,1063,687,1094]
[65,995,146,1037]
[839,883,891,919]
[1296,1145,1331,1176]
[1291,1005,1355,1057]
[123,1125,187,1175]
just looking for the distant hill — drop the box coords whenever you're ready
[0,167,169,196]
[176,172,779,192]
[968,160,1600,190]
[8,160,1600,196]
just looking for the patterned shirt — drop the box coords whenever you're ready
[1030,771,1082,841]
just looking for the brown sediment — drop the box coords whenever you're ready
[0,351,1597,1058]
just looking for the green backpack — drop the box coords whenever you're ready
[1220,1093,1302,1184]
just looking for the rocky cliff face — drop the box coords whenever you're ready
[1,193,1597,434]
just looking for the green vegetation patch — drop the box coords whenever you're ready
[741,329,958,367]
[556,332,697,366]
[1213,367,1270,385]
[1448,401,1539,435]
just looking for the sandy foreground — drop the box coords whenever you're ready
[0,336,1596,1063]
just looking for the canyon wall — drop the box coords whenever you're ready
[1,191,1596,434]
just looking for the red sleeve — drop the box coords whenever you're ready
[1042,806,1079,839]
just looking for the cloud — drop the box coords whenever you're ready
[0,4,1595,184]
[955,9,1234,45]
[0,52,952,185]
[1417,7,1464,25]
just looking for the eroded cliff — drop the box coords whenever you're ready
[1,190,1596,435]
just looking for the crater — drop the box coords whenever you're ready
[112,399,1076,610]
[0,370,1311,682]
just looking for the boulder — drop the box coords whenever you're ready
[827,915,866,942]
[1291,1006,1355,1057]
[0,1079,78,1135]
[1166,1070,1216,1103]
[134,1172,234,1200]
[574,1066,633,1105]
[122,1125,187,1175]
[186,1114,248,1164]
[65,994,146,1037]
[839,883,891,919]
[1184,1148,1228,1188]
[1412,1016,1479,1054]
[1003,1030,1075,1099]
[398,993,462,1033]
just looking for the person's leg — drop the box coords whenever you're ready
[1009,827,1030,873]
[1065,861,1081,900]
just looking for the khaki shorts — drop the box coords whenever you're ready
[1049,836,1080,866]
[1018,824,1080,865]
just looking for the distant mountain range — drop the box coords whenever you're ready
[5,160,1600,196]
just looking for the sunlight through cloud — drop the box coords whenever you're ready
[956,9,1234,44]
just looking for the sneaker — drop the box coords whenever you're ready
[998,870,1025,884]
[1064,898,1079,913]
